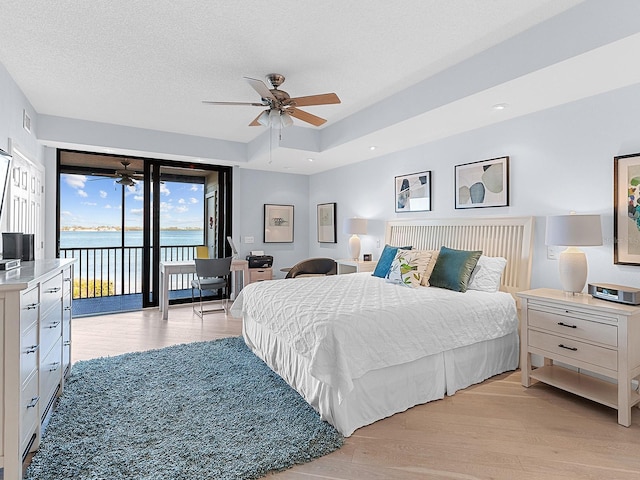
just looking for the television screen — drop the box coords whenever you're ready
[0,149,11,221]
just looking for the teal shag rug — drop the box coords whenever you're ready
[25,337,343,480]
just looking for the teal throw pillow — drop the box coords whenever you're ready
[372,244,412,278]
[429,246,482,292]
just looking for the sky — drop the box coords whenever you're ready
[60,173,204,229]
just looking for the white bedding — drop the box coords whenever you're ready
[230,273,518,402]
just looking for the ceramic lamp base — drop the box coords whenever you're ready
[559,247,587,294]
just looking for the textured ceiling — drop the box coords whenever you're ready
[4,0,636,174]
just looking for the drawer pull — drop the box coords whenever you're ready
[557,322,577,329]
[64,306,72,311]
[26,396,40,409]
[64,340,71,346]
[558,344,578,352]
[46,287,62,293]
[64,277,71,282]
[49,362,61,372]
[25,302,40,310]
[47,321,61,329]
[25,344,39,354]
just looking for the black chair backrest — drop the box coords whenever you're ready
[195,257,233,278]
[285,258,336,278]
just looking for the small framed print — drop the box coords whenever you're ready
[317,202,337,243]
[614,153,640,265]
[264,204,294,243]
[395,170,431,212]
[455,156,509,209]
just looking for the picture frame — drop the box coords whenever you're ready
[395,170,431,212]
[614,153,640,265]
[455,156,509,209]
[264,204,294,243]
[317,202,337,243]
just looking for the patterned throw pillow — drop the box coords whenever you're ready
[372,244,412,278]
[420,249,440,286]
[386,249,433,288]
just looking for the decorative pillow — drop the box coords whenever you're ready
[372,244,412,278]
[386,249,432,288]
[429,246,482,292]
[420,249,440,286]
[468,255,507,293]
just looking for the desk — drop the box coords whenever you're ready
[159,259,249,320]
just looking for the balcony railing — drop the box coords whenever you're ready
[60,244,200,299]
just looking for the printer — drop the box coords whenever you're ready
[246,254,273,269]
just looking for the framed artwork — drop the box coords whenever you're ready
[264,204,294,243]
[455,156,509,209]
[317,202,337,243]
[614,153,640,265]
[395,170,431,212]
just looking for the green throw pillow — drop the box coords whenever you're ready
[372,244,412,278]
[429,246,482,292]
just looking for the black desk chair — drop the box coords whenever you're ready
[191,257,233,317]
[285,258,337,278]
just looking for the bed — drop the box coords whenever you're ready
[231,217,534,436]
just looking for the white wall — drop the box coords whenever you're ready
[234,168,309,279]
[309,83,640,291]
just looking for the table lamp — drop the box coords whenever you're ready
[545,213,602,294]
[344,218,368,261]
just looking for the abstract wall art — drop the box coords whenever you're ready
[395,170,431,212]
[614,153,640,265]
[455,156,509,209]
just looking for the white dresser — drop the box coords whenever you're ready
[518,288,640,426]
[0,259,75,479]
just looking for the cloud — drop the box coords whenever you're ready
[130,208,143,216]
[178,198,186,204]
[77,190,88,198]
[64,174,86,189]
[190,184,201,192]
[81,202,97,206]
[134,195,143,201]
[61,210,73,217]
[105,204,112,209]
[99,190,107,198]
[175,206,188,214]
[189,197,198,204]
[160,183,170,196]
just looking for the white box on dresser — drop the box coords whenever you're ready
[0,258,76,479]
[518,288,640,427]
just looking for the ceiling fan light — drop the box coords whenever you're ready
[281,112,293,128]
[117,176,135,187]
[257,110,270,127]
[269,109,282,129]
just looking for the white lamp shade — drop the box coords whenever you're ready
[545,214,603,246]
[343,217,368,235]
[257,110,270,127]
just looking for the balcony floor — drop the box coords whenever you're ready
[72,289,195,317]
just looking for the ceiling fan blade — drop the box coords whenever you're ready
[243,77,276,101]
[248,112,263,126]
[290,93,341,107]
[286,108,327,126]
[202,101,266,106]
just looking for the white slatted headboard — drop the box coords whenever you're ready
[385,217,534,297]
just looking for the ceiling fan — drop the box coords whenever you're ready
[93,160,143,186]
[203,73,341,128]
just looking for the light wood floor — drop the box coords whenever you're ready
[71,304,640,480]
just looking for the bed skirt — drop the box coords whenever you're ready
[242,314,519,437]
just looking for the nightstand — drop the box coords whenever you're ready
[336,259,377,275]
[518,288,640,426]
[248,267,272,284]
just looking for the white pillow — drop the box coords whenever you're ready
[467,255,507,293]
[386,249,432,288]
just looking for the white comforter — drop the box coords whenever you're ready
[231,273,518,401]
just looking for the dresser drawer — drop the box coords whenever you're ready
[528,329,617,371]
[528,308,617,347]
[20,285,40,333]
[21,373,40,454]
[41,273,63,317]
[40,307,63,358]
[40,337,62,408]
[20,323,39,387]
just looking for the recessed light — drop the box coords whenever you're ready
[369,146,377,151]
[283,166,292,170]
[492,103,508,111]
[307,158,313,162]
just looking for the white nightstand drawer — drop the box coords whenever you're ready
[528,329,617,371]
[528,308,617,347]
